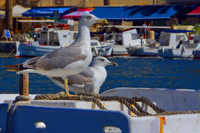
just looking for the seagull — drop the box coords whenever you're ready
[3,13,107,97]
[49,56,118,94]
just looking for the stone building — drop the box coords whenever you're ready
[1,0,166,8]
[17,0,161,7]
[0,1,6,9]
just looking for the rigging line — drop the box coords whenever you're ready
[170,6,179,25]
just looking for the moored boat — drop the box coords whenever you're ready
[91,40,113,57]
[112,45,129,56]
[158,30,199,59]
[128,39,159,57]
[15,27,113,57]
[102,27,146,56]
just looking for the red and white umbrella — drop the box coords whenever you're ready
[62,7,92,20]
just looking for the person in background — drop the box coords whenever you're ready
[147,22,152,39]
[141,22,147,39]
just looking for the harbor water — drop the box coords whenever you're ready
[0,56,200,94]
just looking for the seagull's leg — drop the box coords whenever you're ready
[64,78,77,97]
[64,78,70,96]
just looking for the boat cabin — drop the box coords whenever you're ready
[34,27,76,47]
[158,32,188,49]
[104,29,147,48]
[94,26,146,48]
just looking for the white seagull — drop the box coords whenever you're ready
[49,56,118,94]
[3,13,107,97]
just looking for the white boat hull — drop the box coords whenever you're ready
[129,47,159,57]
[15,43,60,57]
[112,45,129,56]
[15,42,113,57]
[159,48,195,59]
[0,87,200,133]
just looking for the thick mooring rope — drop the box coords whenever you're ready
[99,96,150,116]
[34,92,200,116]
[70,93,149,116]
[34,92,154,116]
[35,92,107,110]
[132,97,166,113]
[155,110,200,116]
[35,91,66,100]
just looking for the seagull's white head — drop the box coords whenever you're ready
[79,12,108,27]
[92,56,118,67]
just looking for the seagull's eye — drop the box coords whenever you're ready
[99,59,104,62]
[87,16,92,19]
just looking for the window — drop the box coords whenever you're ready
[91,42,98,46]
[131,33,139,40]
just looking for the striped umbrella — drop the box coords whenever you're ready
[62,7,92,20]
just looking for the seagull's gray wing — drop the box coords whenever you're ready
[68,74,92,85]
[51,74,92,85]
[35,45,86,70]
[23,56,42,69]
[80,67,94,78]
[50,77,64,84]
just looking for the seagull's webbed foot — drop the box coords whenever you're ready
[65,93,78,97]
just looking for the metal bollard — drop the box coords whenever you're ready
[20,73,29,96]
[15,73,31,101]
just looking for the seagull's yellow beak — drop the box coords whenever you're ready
[111,62,118,66]
[96,19,108,24]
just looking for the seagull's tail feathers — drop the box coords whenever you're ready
[3,56,41,72]
[3,64,27,72]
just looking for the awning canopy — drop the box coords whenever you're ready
[162,30,193,33]
[92,5,183,21]
[13,5,30,17]
[0,5,30,19]
[22,7,71,18]
[188,6,200,15]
